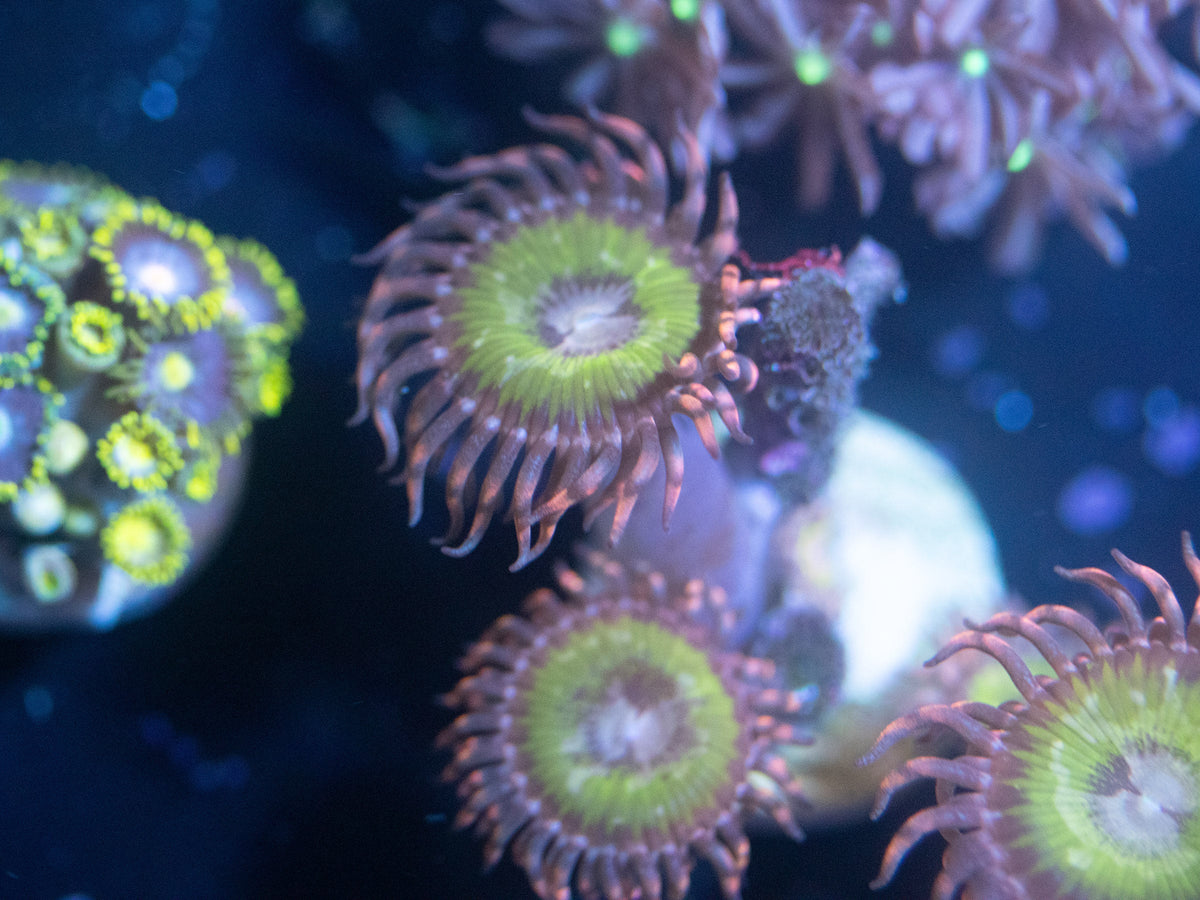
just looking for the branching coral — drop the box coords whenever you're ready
[355,110,776,569]
[863,533,1200,898]
[0,160,303,629]
[439,553,810,900]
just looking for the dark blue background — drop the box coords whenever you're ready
[0,2,1197,898]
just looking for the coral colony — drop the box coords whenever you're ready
[355,1,1200,899]
[0,161,302,629]
[9,0,1198,896]
[491,0,1200,272]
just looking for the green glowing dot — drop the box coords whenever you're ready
[606,17,644,57]
[670,0,699,21]
[871,21,894,47]
[1007,138,1035,173]
[157,350,196,392]
[960,47,989,78]
[794,48,832,86]
[254,355,291,418]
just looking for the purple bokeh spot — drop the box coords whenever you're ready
[931,324,985,378]
[1143,386,1180,426]
[1056,465,1133,536]
[1005,282,1049,330]
[1143,404,1200,477]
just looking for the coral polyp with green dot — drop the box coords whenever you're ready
[0,159,303,630]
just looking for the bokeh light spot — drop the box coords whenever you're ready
[670,0,699,22]
[1143,403,1200,477]
[606,17,644,57]
[140,80,178,121]
[196,151,236,193]
[932,324,985,378]
[23,685,53,722]
[1143,385,1179,426]
[960,47,989,78]
[994,390,1033,432]
[1056,465,1133,536]
[966,370,1013,412]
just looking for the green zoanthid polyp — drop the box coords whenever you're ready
[438,555,810,900]
[455,209,701,423]
[521,614,739,838]
[862,532,1200,899]
[354,110,778,570]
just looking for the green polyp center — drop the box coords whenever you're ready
[1007,650,1200,898]
[121,517,165,563]
[606,17,644,57]
[794,48,831,86]
[960,47,990,78]
[112,435,155,475]
[44,420,87,475]
[158,350,195,391]
[521,615,739,839]
[1007,138,1035,173]
[670,0,699,21]
[456,210,701,423]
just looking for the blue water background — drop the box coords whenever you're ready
[0,2,1198,898]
